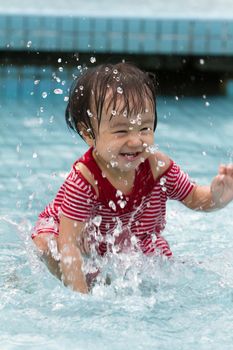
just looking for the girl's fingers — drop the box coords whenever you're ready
[219,164,226,175]
[226,164,233,177]
[219,164,233,177]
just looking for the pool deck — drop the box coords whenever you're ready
[0,0,233,56]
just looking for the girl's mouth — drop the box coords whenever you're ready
[120,152,141,161]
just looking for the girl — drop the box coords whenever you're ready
[32,62,233,293]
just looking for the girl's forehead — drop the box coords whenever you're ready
[104,94,154,116]
[109,110,154,126]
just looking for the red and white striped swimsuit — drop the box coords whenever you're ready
[32,147,194,258]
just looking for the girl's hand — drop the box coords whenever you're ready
[211,164,233,208]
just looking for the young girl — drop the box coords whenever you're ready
[32,62,233,293]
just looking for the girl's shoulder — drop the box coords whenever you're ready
[74,162,99,197]
[148,151,172,181]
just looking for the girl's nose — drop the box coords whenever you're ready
[127,132,143,147]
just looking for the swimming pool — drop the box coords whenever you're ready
[1,75,233,349]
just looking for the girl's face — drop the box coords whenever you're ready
[92,97,155,174]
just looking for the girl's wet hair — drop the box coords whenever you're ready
[65,62,157,140]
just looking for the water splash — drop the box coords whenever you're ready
[90,57,96,63]
[54,89,63,95]
[145,144,158,154]
[108,200,116,211]
[117,87,123,94]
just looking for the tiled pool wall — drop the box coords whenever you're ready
[0,13,233,102]
[1,14,233,55]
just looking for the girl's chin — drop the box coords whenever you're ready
[117,156,144,171]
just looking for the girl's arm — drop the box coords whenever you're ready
[57,214,89,293]
[183,164,233,211]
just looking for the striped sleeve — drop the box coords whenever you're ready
[60,176,95,221]
[164,162,194,201]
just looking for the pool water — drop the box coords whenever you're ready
[1,90,233,349]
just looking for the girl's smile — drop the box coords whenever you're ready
[91,105,155,176]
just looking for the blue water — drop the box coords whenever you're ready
[1,89,233,349]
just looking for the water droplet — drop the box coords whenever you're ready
[42,92,47,98]
[202,151,207,156]
[200,58,205,65]
[110,160,118,168]
[111,110,117,116]
[64,96,69,102]
[118,200,127,208]
[116,190,123,198]
[27,41,32,48]
[58,58,62,63]
[158,160,165,167]
[205,101,210,107]
[87,109,93,117]
[117,86,123,94]
[90,56,96,63]
[146,145,158,154]
[92,216,102,227]
[54,88,63,94]
[34,80,40,85]
[59,67,63,72]
[131,235,138,245]
[105,67,110,72]
[108,200,116,211]
[79,85,84,91]
[159,177,166,186]
[123,110,127,117]
[161,186,167,192]
[175,96,179,101]
[152,234,157,243]
[129,118,136,124]
[32,152,38,158]
[113,69,118,74]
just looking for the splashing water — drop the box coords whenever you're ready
[145,144,158,154]
[117,86,123,94]
[90,57,96,63]
[158,160,165,167]
[54,88,63,95]
[110,159,118,168]
[2,95,233,350]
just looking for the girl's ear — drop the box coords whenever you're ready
[79,124,95,147]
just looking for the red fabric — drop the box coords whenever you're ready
[32,147,194,258]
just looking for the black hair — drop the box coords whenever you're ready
[65,62,157,140]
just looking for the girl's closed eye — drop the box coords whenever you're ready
[113,130,128,135]
[140,126,153,133]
